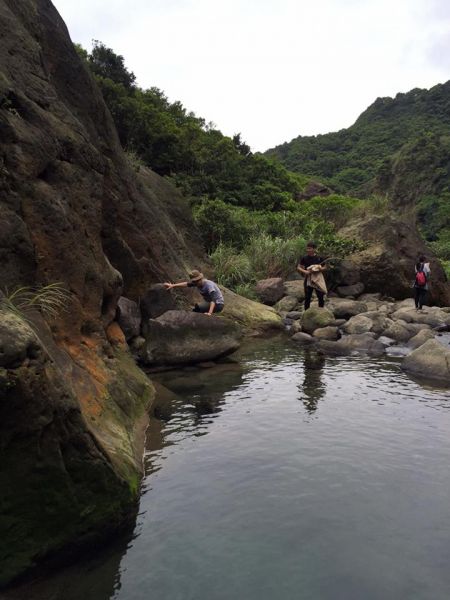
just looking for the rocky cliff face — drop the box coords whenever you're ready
[0,0,206,586]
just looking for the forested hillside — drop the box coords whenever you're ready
[265,82,450,194]
[77,42,450,282]
[77,42,363,295]
[265,82,450,272]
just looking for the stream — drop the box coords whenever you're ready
[5,337,450,600]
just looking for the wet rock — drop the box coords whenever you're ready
[408,329,435,350]
[142,310,241,366]
[312,326,340,341]
[300,307,335,334]
[342,315,373,335]
[336,282,365,297]
[283,280,306,301]
[318,333,385,356]
[255,278,285,305]
[328,299,368,319]
[117,297,141,340]
[141,284,177,320]
[291,332,316,344]
[402,339,450,384]
[274,295,298,313]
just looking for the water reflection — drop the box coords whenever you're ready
[5,342,450,600]
[299,350,326,414]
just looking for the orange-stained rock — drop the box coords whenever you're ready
[106,322,127,347]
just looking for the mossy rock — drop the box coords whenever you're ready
[300,307,335,334]
[220,287,283,333]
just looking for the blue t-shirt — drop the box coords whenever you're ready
[188,279,224,305]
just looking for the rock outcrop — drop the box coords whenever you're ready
[0,0,207,585]
[338,214,450,305]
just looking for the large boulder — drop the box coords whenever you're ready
[328,299,368,319]
[336,282,365,298]
[140,284,177,320]
[338,214,450,305]
[301,307,335,334]
[283,280,306,301]
[117,296,141,340]
[402,339,450,384]
[142,310,241,366]
[408,329,435,350]
[220,287,283,333]
[255,278,285,305]
[337,259,361,286]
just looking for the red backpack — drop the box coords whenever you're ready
[415,267,427,287]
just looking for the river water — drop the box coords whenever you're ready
[6,337,450,600]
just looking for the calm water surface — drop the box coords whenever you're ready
[7,338,450,600]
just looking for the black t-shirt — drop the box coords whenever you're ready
[299,254,323,269]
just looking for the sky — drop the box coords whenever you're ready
[53,0,450,151]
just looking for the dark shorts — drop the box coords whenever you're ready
[193,302,224,314]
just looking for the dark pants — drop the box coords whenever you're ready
[193,302,224,314]
[304,284,325,310]
[414,287,427,309]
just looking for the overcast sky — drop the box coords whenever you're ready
[53,0,449,151]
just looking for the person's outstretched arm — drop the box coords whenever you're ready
[164,281,189,290]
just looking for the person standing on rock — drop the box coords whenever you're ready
[163,270,224,316]
[297,242,327,310]
[414,255,431,311]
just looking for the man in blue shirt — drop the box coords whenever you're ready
[164,270,224,316]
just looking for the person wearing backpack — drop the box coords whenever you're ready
[414,255,431,310]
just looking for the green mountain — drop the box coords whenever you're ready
[265,81,450,195]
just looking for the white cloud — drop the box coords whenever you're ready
[53,0,449,151]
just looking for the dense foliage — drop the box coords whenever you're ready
[266,82,450,273]
[265,82,450,195]
[76,41,365,294]
[76,42,308,206]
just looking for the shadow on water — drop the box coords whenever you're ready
[2,362,245,600]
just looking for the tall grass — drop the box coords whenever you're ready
[210,242,252,288]
[211,234,307,294]
[0,283,71,324]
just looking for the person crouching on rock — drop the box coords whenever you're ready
[163,270,224,316]
[297,241,327,310]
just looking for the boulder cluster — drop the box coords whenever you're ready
[254,276,450,385]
